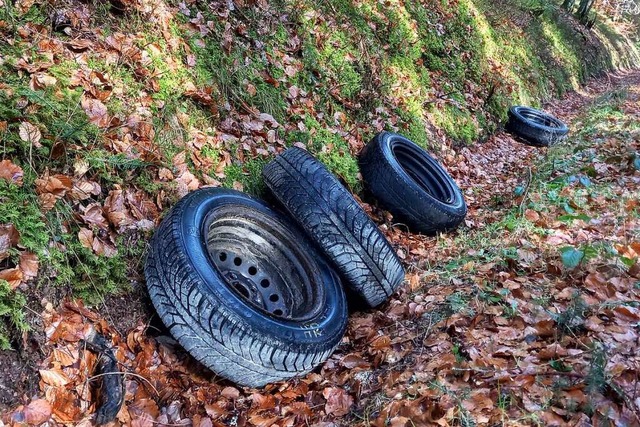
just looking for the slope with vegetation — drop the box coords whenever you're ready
[0,0,639,423]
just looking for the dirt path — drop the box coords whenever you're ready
[3,69,640,426]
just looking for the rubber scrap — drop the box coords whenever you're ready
[82,328,124,425]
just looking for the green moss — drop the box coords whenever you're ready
[431,105,478,145]
[187,13,288,121]
[42,205,142,304]
[223,158,269,196]
[0,280,29,350]
[0,180,48,254]
[0,86,100,163]
[301,26,364,101]
[301,116,361,192]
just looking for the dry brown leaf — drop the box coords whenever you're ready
[92,236,118,258]
[0,267,23,289]
[204,402,228,419]
[39,368,70,386]
[30,72,57,90]
[78,228,94,250]
[36,173,73,195]
[52,348,77,367]
[322,387,353,417]
[629,262,640,279]
[18,122,42,146]
[0,224,20,261]
[0,159,24,186]
[35,173,73,211]
[247,413,279,427]
[23,399,52,425]
[19,252,39,280]
[15,0,35,14]
[340,354,370,369]
[73,160,90,177]
[70,180,101,201]
[524,209,540,222]
[80,203,109,229]
[81,96,110,128]
[221,387,240,400]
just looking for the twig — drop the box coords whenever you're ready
[87,371,159,397]
[451,366,585,380]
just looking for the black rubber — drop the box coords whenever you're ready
[144,188,347,387]
[262,147,405,308]
[505,106,569,147]
[82,330,123,426]
[359,132,467,235]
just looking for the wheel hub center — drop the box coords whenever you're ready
[211,249,289,318]
[223,271,264,306]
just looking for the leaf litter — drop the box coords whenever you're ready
[0,0,639,425]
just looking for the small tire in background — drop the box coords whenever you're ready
[144,188,348,388]
[505,106,569,147]
[262,147,405,309]
[359,131,467,235]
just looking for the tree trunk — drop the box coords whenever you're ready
[562,0,576,11]
[578,0,596,24]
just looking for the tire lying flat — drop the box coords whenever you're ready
[505,106,569,147]
[262,147,405,308]
[359,131,467,235]
[144,188,348,388]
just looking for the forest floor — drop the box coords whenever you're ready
[2,66,640,426]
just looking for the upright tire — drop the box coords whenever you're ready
[144,188,348,387]
[505,106,569,147]
[262,148,405,308]
[359,132,467,235]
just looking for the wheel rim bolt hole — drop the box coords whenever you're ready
[273,309,283,316]
[234,257,242,266]
[269,294,279,302]
[219,252,227,262]
[260,279,270,288]
[248,266,257,275]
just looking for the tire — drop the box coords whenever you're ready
[262,147,405,308]
[144,188,347,387]
[505,106,569,147]
[359,132,467,235]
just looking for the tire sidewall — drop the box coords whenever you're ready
[376,132,466,214]
[171,188,347,347]
[509,106,569,134]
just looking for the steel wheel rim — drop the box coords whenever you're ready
[203,204,324,321]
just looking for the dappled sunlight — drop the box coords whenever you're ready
[2,0,640,423]
[541,20,582,90]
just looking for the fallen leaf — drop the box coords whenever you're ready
[221,387,240,400]
[247,414,279,427]
[19,252,39,280]
[0,159,24,186]
[18,122,42,146]
[322,387,353,417]
[524,209,540,222]
[0,224,20,261]
[24,399,52,425]
[78,228,94,250]
[80,203,109,229]
[0,267,23,289]
[39,368,70,386]
[81,96,110,128]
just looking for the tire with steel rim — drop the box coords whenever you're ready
[144,188,347,387]
[505,106,569,147]
[359,131,467,235]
